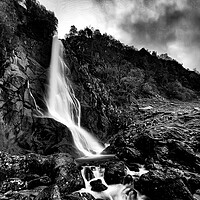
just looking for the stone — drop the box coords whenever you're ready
[90,179,107,192]
[52,153,85,197]
[104,161,126,185]
[135,169,194,200]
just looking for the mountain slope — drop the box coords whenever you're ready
[64,26,200,103]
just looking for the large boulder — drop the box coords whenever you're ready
[135,169,194,200]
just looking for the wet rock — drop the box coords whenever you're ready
[52,153,85,198]
[35,185,61,200]
[167,140,199,170]
[26,153,54,176]
[0,178,26,193]
[116,147,143,164]
[104,161,126,185]
[133,132,156,157]
[123,174,134,185]
[1,191,31,200]
[27,175,52,189]
[135,169,194,200]
[111,135,127,147]
[184,171,200,194]
[154,146,169,162]
[0,152,27,181]
[0,152,87,199]
[84,167,95,181]
[90,179,107,192]
[102,141,143,165]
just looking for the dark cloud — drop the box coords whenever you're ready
[92,0,200,69]
[121,3,187,50]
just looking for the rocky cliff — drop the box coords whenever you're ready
[0,0,62,154]
[1,0,200,156]
[1,1,200,200]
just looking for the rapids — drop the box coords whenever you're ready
[76,165,147,200]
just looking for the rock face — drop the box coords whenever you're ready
[0,0,78,156]
[135,169,194,200]
[102,105,200,200]
[1,1,200,200]
[0,152,84,199]
[0,0,124,156]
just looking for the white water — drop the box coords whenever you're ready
[77,166,147,200]
[46,35,104,156]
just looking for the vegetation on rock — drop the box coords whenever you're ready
[0,2,200,200]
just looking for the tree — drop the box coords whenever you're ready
[85,27,93,38]
[69,25,78,37]
[78,29,86,38]
[22,0,58,40]
[94,29,101,39]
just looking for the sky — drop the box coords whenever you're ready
[37,0,200,71]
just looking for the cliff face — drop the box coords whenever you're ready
[0,0,66,155]
[1,2,200,200]
[0,0,200,156]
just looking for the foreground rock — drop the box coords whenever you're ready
[0,152,84,200]
[135,169,194,200]
[102,105,200,200]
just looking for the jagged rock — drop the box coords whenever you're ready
[123,174,134,185]
[26,153,54,176]
[111,134,127,147]
[116,147,143,164]
[90,179,107,192]
[167,139,200,171]
[35,185,61,200]
[84,167,95,181]
[0,152,85,199]
[19,118,81,157]
[102,133,144,164]
[184,171,200,194]
[52,153,85,198]
[135,169,194,200]
[103,161,126,185]
[0,178,26,193]
[27,175,52,189]
[103,145,143,165]
[0,152,27,181]
[131,132,156,157]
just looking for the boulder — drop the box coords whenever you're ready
[135,169,194,200]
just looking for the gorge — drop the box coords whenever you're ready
[0,0,200,200]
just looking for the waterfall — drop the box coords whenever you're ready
[46,34,104,156]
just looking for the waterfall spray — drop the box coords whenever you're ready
[46,35,104,156]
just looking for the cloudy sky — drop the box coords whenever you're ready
[38,0,200,71]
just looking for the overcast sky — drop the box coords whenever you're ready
[38,0,200,71]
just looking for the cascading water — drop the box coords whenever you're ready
[46,34,148,200]
[46,34,104,156]
[76,165,147,200]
